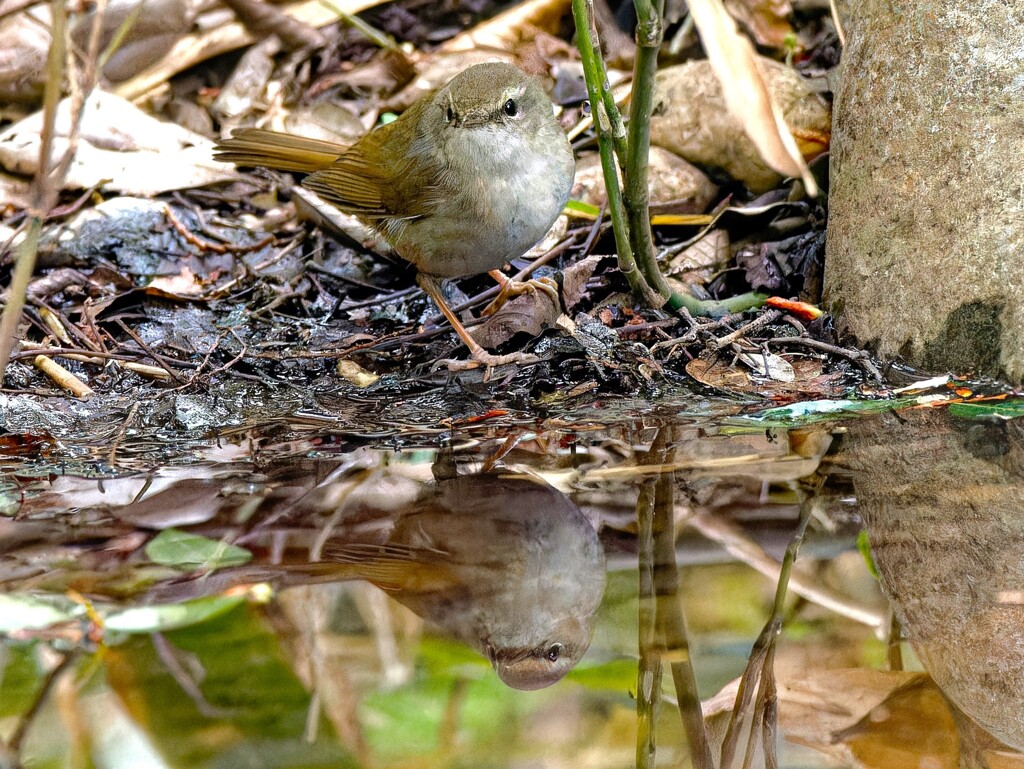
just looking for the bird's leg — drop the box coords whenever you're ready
[417,274,540,371]
[480,270,560,317]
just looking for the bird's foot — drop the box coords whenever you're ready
[481,274,559,317]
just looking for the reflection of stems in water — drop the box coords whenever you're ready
[152,632,234,719]
[887,614,904,671]
[719,491,814,769]
[439,678,470,753]
[687,514,884,629]
[653,458,714,768]
[4,652,78,758]
[636,475,662,769]
[636,428,713,769]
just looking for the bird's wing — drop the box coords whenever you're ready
[325,541,455,592]
[303,100,443,221]
[302,145,394,217]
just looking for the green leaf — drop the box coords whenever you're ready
[105,594,246,633]
[730,396,921,428]
[565,656,638,691]
[564,199,602,219]
[947,398,1024,419]
[0,594,85,632]
[857,529,879,579]
[144,528,252,570]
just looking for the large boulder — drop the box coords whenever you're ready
[825,1,1024,383]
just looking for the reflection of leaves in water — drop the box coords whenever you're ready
[145,528,252,570]
[0,645,39,718]
[105,604,357,769]
[361,636,533,763]
[833,676,957,769]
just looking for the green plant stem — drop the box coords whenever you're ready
[572,0,660,306]
[626,0,673,298]
[0,220,42,383]
[691,291,770,317]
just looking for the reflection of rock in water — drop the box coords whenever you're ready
[840,410,1024,751]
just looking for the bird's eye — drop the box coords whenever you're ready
[446,106,455,122]
[503,98,518,117]
[545,643,564,662]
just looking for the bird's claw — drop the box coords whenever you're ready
[481,276,560,317]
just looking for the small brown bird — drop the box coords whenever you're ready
[215,62,576,369]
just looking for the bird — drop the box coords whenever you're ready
[214,61,577,370]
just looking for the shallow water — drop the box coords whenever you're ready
[2,400,1022,769]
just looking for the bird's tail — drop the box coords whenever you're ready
[214,128,347,173]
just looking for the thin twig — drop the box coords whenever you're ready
[164,204,276,255]
[767,335,884,381]
[710,309,783,349]
[719,490,815,769]
[114,319,186,383]
[5,652,79,757]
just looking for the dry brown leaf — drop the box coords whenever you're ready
[0,4,50,104]
[70,0,193,83]
[0,91,238,195]
[561,254,604,311]
[686,357,751,390]
[337,359,381,388]
[666,227,730,285]
[145,267,205,299]
[114,0,387,102]
[673,0,821,193]
[439,0,572,55]
[651,57,829,193]
[472,287,561,350]
[686,355,837,398]
[723,0,795,49]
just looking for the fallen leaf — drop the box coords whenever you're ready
[650,56,829,192]
[472,285,561,349]
[765,296,824,320]
[146,267,205,299]
[337,359,381,388]
[666,228,731,286]
[0,91,238,196]
[723,0,795,49]
[561,254,606,311]
[686,0,816,192]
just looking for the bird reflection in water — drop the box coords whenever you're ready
[139,468,608,691]
[326,472,607,690]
